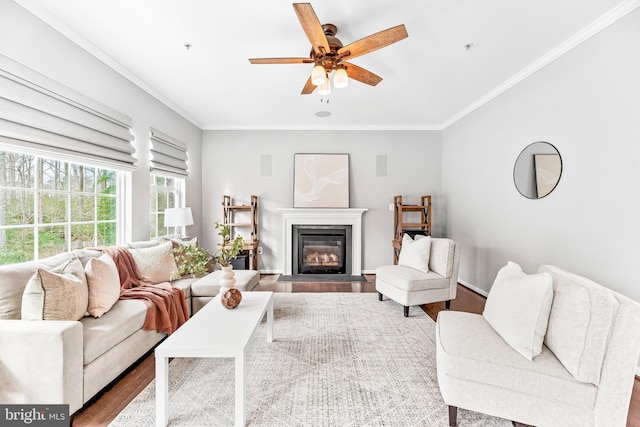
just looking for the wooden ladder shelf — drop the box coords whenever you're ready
[392,195,432,264]
[221,195,259,270]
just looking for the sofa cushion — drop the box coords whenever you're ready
[398,234,431,273]
[129,241,178,284]
[437,310,597,409]
[428,238,456,278]
[81,299,149,365]
[162,236,198,248]
[538,265,618,386]
[190,270,260,297]
[376,264,449,292]
[483,262,553,360]
[0,252,77,320]
[85,254,121,318]
[127,240,160,249]
[22,256,89,321]
[170,277,196,299]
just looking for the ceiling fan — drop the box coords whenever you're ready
[249,3,408,95]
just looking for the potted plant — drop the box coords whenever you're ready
[213,221,245,267]
[171,245,213,280]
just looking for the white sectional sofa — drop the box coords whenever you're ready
[0,242,259,414]
[437,264,640,427]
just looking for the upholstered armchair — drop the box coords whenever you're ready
[436,263,640,427]
[376,236,460,317]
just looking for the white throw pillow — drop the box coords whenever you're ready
[129,241,178,284]
[22,256,89,321]
[398,234,431,273]
[85,254,121,318]
[483,262,553,361]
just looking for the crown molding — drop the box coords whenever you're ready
[15,0,203,129]
[441,0,640,130]
[202,124,443,131]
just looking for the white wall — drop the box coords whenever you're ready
[0,1,203,241]
[202,130,442,273]
[442,9,640,301]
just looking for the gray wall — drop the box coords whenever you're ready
[0,1,203,241]
[201,130,442,273]
[442,9,640,301]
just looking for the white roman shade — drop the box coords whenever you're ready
[0,54,136,170]
[149,128,189,177]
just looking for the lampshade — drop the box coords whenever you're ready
[334,68,348,88]
[311,65,326,86]
[318,77,331,96]
[164,207,194,227]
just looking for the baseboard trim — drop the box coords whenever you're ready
[258,270,377,275]
[636,366,640,378]
[458,279,489,298]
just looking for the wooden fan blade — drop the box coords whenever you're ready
[343,62,383,86]
[301,76,316,94]
[249,58,314,64]
[338,24,408,61]
[293,3,330,56]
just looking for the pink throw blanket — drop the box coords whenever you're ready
[97,247,188,334]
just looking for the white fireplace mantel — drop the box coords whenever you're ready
[279,208,368,275]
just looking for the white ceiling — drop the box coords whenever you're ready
[15,0,633,130]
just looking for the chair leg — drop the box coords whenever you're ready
[378,292,383,301]
[445,300,451,310]
[404,306,409,317]
[448,406,457,427]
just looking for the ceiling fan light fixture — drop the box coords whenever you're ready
[318,77,331,95]
[311,64,326,86]
[334,67,348,88]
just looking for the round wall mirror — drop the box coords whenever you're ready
[513,141,562,199]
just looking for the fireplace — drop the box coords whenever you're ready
[279,208,367,276]
[293,225,352,275]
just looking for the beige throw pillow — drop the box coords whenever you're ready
[398,234,431,273]
[129,241,178,284]
[22,256,89,321]
[85,254,121,318]
[538,265,618,385]
[483,262,553,361]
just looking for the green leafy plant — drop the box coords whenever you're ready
[214,221,244,267]
[172,245,212,279]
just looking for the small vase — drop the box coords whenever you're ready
[218,265,237,297]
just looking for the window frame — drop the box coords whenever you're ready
[0,149,127,264]
[149,173,186,239]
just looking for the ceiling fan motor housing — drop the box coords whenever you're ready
[311,24,345,72]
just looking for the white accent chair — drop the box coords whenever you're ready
[376,237,460,317]
[436,264,640,427]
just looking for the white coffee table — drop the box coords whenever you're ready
[155,291,274,427]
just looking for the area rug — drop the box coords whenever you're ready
[109,293,511,427]
[276,274,368,282]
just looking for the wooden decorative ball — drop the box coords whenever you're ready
[221,288,242,309]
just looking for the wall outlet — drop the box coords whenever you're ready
[258,246,263,254]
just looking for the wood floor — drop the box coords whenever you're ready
[71,275,640,426]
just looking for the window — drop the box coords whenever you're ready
[150,174,184,239]
[0,150,120,265]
